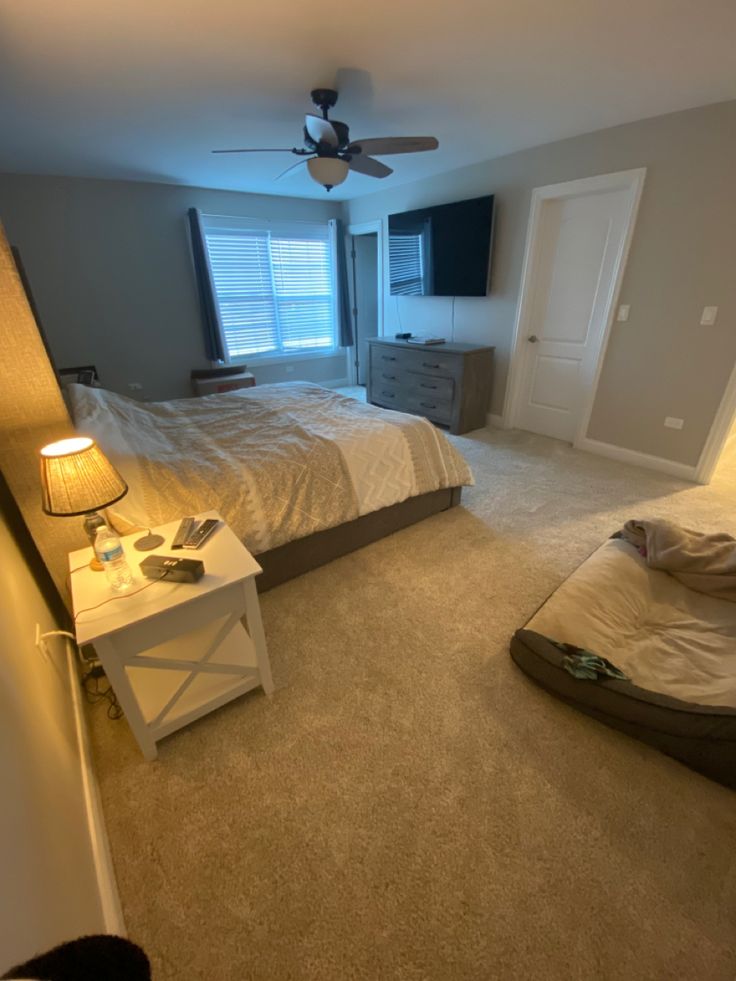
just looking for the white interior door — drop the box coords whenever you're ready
[514,185,634,442]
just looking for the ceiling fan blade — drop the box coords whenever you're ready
[305,114,339,147]
[212,148,294,154]
[348,137,439,156]
[274,158,310,181]
[348,154,393,179]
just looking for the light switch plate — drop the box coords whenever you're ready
[616,304,630,322]
[700,306,718,326]
[664,417,684,430]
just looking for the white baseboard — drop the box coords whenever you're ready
[575,437,698,481]
[66,641,125,936]
[323,377,351,389]
[486,413,506,429]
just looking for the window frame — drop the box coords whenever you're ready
[200,214,342,366]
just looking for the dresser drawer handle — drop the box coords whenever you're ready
[420,401,437,409]
[381,355,397,362]
[382,373,397,381]
[422,362,441,369]
[419,382,437,389]
[382,390,396,398]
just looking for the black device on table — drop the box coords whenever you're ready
[171,516,220,550]
[140,554,205,583]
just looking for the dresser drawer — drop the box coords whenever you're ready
[404,392,453,425]
[407,351,462,379]
[372,344,454,373]
[373,364,404,386]
[406,374,455,401]
[370,381,405,410]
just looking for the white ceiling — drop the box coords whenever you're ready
[1,0,734,201]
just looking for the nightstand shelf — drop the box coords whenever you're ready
[69,511,273,759]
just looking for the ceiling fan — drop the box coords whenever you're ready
[212,88,439,191]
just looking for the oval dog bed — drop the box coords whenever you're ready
[510,538,736,788]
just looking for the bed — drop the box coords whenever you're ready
[510,537,736,787]
[68,381,472,590]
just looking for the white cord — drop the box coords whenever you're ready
[39,629,76,641]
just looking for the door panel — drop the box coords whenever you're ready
[516,189,628,442]
[530,356,580,412]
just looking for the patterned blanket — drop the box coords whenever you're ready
[68,382,473,554]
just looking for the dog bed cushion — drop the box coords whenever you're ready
[511,538,736,787]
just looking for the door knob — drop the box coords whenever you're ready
[528,334,539,343]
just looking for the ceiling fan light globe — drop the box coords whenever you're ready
[307,156,349,191]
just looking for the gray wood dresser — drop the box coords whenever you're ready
[367,338,494,435]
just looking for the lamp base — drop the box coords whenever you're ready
[134,531,165,551]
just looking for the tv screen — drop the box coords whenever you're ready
[388,195,494,297]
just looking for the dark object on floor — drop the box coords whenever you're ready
[2,934,150,980]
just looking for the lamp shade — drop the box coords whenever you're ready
[40,436,128,516]
[307,156,349,191]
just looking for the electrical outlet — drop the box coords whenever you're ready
[285,365,295,374]
[616,304,630,322]
[664,417,684,430]
[700,306,718,326]
[128,382,143,391]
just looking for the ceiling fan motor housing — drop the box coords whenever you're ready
[310,88,339,113]
[303,119,350,152]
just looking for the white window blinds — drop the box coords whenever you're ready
[200,215,338,360]
[389,231,425,295]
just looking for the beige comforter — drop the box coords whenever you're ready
[69,382,472,554]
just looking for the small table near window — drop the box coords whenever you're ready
[69,511,273,760]
[191,369,256,396]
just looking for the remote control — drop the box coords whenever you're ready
[182,518,220,550]
[172,516,195,549]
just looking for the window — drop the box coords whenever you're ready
[200,214,339,361]
[389,231,424,295]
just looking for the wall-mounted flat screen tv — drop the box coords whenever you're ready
[388,195,494,297]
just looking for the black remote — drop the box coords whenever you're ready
[172,516,195,549]
[182,518,220,550]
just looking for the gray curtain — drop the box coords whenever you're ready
[333,218,354,347]
[187,208,225,363]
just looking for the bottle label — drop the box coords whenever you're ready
[98,544,123,563]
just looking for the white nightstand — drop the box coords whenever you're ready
[69,511,273,760]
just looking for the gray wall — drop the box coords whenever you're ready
[347,100,736,467]
[0,176,348,401]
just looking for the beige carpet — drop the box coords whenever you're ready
[89,428,736,981]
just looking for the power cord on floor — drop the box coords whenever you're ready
[81,663,123,720]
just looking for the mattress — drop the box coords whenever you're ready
[68,381,472,555]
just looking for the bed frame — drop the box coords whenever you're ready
[256,486,462,591]
[0,224,464,605]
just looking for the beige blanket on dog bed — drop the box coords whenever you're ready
[622,519,736,602]
[528,538,736,708]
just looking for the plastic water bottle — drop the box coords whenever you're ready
[94,524,134,592]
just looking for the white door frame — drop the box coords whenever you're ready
[347,220,384,385]
[693,358,736,484]
[502,168,647,447]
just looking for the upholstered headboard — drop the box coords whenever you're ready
[0,223,87,606]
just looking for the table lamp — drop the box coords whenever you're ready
[39,436,163,567]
